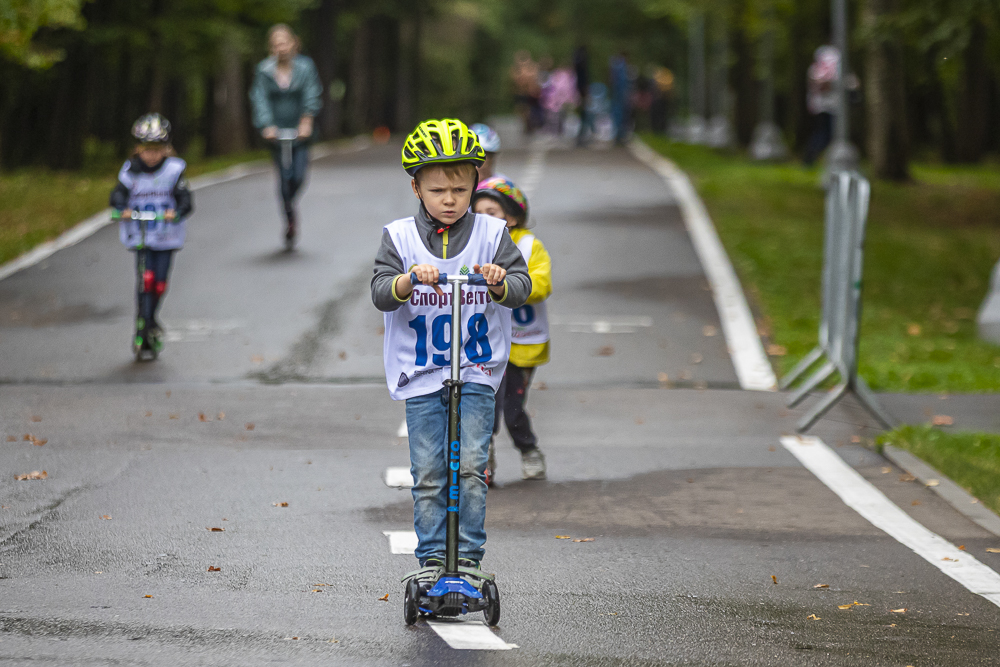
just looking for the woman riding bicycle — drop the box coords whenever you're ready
[249,23,323,248]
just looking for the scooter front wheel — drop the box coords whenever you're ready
[482,579,500,626]
[403,578,419,626]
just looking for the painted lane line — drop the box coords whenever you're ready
[384,467,414,489]
[397,419,408,438]
[629,139,777,391]
[427,619,517,650]
[0,139,370,285]
[550,315,653,334]
[781,435,1000,608]
[382,530,418,555]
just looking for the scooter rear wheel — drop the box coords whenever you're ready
[403,578,419,626]
[482,579,500,626]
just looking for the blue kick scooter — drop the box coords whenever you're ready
[114,209,165,361]
[402,272,501,627]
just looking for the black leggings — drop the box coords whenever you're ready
[135,249,173,326]
[493,364,537,453]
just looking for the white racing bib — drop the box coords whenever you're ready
[118,157,187,250]
[510,234,550,345]
[383,214,512,401]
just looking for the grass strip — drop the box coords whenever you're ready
[642,136,1000,393]
[0,149,270,267]
[877,425,1000,515]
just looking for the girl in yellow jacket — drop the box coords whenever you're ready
[472,177,551,481]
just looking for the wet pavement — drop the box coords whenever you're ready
[1,140,999,665]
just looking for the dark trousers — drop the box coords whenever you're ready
[804,112,834,166]
[270,142,310,211]
[493,364,538,453]
[135,249,173,327]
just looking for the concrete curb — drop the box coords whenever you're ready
[0,136,371,285]
[882,444,1000,538]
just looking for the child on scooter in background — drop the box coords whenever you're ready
[470,123,506,186]
[472,177,550,481]
[371,119,530,579]
[109,113,193,356]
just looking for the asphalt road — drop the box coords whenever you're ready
[1,139,999,666]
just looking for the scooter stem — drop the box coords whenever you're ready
[445,277,463,575]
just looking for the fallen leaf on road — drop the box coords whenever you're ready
[678,370,692,380]
[838,601,869,609]
[657,372,669,384]
[573,538,594,543]
[891,608,907,613]
[690,352,704,364]
[30,416,42,422]
[766,344,786,356]
[911,501,921,506]
[144,595,153,598]
[768,445,776,452]
[208,566,221,572]
[169,414,179,420]
[166,390,171,397]
[101,515,111,520]
[813,584,829,589]
[144,411,152,417]
[329,638,339,643]
[273,502,289,507]
[311,588,323,593]
[217,412,225,420]
[958,545,966,551]
[702,325,717,337]
[899,474,916,482]
[925,479,940,487]
[807,614,821,620]
[32,438,46,446]
[198,412,211,422]
[931,415,953,426]
[986,548,1000,553]
[338,351,347,360]
[14,470,47,481]
[245,423,255,431]
[596,345,615,356]
[251,355,264,364]
[771,575,778,584]
[537,382,547,390]
[881,467,892,474]
[207,527,225,532]
[850,435,861,443]
[634,416,644,425]
[942,557,958,562]
[23,434,31,441]
[555,535,571,539]
[6,436,15,442]
[378,594,389,602]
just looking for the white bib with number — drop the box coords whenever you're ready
[118,157,187,250]
[383,214,512,401]
[510,234,550,345]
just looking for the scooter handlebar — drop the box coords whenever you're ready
[409,272,502,287]
[114,211,166,222]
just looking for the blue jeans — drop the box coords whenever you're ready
[406,382,495,563]
[270,141,309,209]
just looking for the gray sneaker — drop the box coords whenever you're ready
[521,448,546,480]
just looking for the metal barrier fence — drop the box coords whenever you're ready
[781,171,896,432]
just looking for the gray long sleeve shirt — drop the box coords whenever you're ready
[371,206,531,312]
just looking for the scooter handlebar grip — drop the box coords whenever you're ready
[410,272,448,286]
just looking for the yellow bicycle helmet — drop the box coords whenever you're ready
[401,119,486,176]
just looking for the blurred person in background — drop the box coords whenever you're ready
[803,45,839,166]
[573,45,593,146]
[511,51,542,135]
[609,51,634,145]
[541,62,578,136]
[650,66,674,135]
[250,24,322,246]
[470,123,507,185]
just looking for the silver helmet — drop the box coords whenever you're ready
[132,113,171,143]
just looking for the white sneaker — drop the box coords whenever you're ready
[521,448,546,480]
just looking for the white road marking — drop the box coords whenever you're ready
[382,530,418,555]
[162,319,243,342]
[629,139,777,391]
[384,467,414,489]
[519,144,548,197]
[427,619,517,650]
[781,435,1000,608]
[550,315,653,334]
[397,419,408,438]
[0,139,370,285]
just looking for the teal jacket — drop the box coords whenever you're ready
[249,55,323,130]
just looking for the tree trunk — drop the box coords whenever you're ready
[862,0,909,180]
[730,21,757,146]
[954,20,990,163]
[313,0,339,138]
[348,21,370,133]
[396,16,417,132]
[210,34,248,155]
